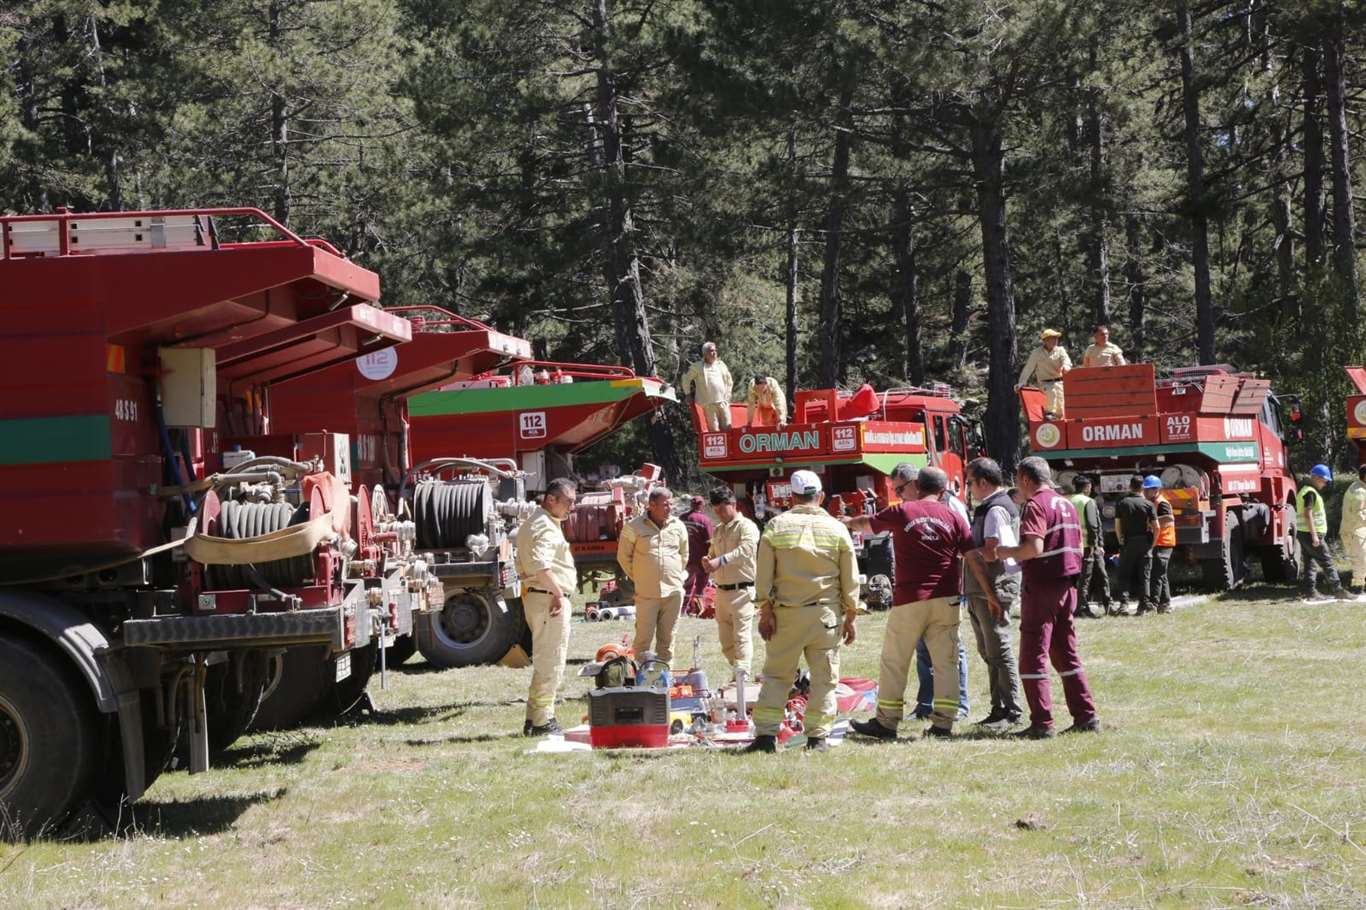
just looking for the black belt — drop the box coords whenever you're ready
[526,587,553,595]
[717,582,754,591]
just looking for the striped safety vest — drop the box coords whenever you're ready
[1023,487,1084,582]
[1154,493,1177,548]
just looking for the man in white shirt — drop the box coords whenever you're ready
[962,457,1024,729]
[681,342,734,431]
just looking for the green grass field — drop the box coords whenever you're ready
[2,589,1364,909]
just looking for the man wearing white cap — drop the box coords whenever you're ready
[744,469,860,753]
[1015,329,1072,417]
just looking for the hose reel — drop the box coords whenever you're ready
[204,499,314,589]
[412,479,493,550]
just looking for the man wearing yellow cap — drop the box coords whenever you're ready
[1016,329,1072,417]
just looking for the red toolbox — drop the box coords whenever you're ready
[588,688,671,749]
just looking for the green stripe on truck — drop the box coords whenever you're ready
[0,415,113,465]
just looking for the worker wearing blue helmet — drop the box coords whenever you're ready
[1296,464,1347,602]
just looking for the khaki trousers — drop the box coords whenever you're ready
[523,591,570,726]
[633,591,684,664]
[701,401,732,431]
[713,587,755,672]
[1348,527,1366,585]
[875,596,961,731]
[1041,379,1065,416]
[752,603,842,738]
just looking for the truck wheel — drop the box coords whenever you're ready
[325,643,377,718]
[249,646,332,732]
[0,636,97,839]
[1260,515,1301,585]
[205,650,269,754]
[1201,512,1248,592]
[384,634,417,668]
[417,589,516,668]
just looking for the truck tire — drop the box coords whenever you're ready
[250,646,332,732]
[417,589,516,668]
[1261,514,1301,585]
[1201,511,1248,592]
[205,650,269,754]
[325,642,377,718]
[384,634,417,668]
[0,636,98,839]
[858,535,895,611]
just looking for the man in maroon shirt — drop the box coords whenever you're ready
[681,495,715,614]
[843,466,998,740]
[995,457,1101,739]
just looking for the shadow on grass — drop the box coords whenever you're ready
[216,737,321,769]
[403,731,523,747]
[357,703,473,727]
[124,788,286,839]
[1215,583,1309,604]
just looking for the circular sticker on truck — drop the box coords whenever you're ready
[1354,399,1366,426]
[357,348,398,381]
[1035,423,1062,449]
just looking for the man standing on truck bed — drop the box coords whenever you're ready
[1081,324,1127,368]
[1069,476,1112,617]
[746,470,859,753]
[1113,476,1158,616]
[1298,464,1348,602]
[1338,465,1366,599]
[1143,476,1176,613]
[1016,329,1071,418]
[514,477,579,736]
[682,341,734,431]
[995,457,1102,739]
[618,489,690,663]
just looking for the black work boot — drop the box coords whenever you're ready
[922,725,953,740]
[526,719,562,736]
[1061,717,1103,735]
[742,734,777,753]
[849,718,897,740]
[1013,724,1056,740]
[805,736,830,752]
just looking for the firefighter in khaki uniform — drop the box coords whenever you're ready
[681,341,734,431]
[745,375,788,427]
[703,487,760,673]
[513,478,579,736]
[1339,465,1366,597]
[1015,329,1072,417]
[617,488,689,663]
[745,470,859,754]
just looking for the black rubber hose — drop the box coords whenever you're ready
[413,480,489,549]
[205,500,313,590]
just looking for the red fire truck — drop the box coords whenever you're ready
[693,384,979,607]
[1021,364,1301,589]
[0,208,413,834]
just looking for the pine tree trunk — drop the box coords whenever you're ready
[971,118,1020,471]
[784,127,799,409]
[948,270,972,371]
[1085,41,1110,327]
[817,87,854,389]
[1272,119,1296,318]
[891,181,924,385]
[1178,2,1216,364]
[590,0,679,481]
[1324,30,1359,321]
[1125,215,1146,360]
[1302,44,1326,269]
[268,0,290,225]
